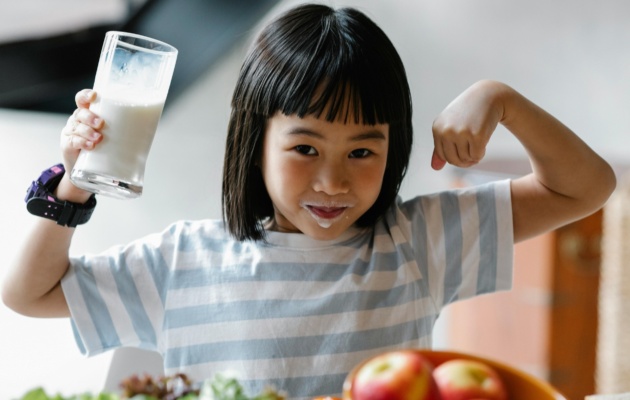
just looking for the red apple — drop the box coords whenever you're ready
[432,359,507,400]
[348,350,442,400]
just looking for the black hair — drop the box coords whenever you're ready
[222,3,413,241]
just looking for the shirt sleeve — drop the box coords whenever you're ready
[397,179,514,309]
[61,225,176,356]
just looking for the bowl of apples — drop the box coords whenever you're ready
[342,349,567,400]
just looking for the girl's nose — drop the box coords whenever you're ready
[312,161,350,195]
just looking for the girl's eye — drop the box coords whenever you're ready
[295,145,317,155]
[349,148,372,158]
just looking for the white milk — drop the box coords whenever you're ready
[73,94,165,186]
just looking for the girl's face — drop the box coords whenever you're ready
[261,111,389,240]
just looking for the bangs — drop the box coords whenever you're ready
[233,6,411,125]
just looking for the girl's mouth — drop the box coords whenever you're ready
[301,201,354,229]
[307,206,346,219]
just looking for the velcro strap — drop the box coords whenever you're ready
[26,195,97,227]
[26,196,64,223]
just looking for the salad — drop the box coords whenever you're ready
[16,374,286,400]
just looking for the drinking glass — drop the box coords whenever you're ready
[70,31,178,199]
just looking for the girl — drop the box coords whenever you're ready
[2,3,615,399]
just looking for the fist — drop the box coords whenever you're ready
[431,80,505,170]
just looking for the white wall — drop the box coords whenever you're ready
[2,0,630,397]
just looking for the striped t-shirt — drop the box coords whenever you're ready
[62,180,513,399]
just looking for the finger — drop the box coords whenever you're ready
[433,121,468,167]
[446,136,481,168]
[441,141,462,166]
[432,132,447,167]
[468,140,486,163]
[75,89,96,108]
[431,150,446,170]
[62,116,102,146]
[454,140,473,164]
[453,137,485,168]
[75,107,103,130]
[64,131,96,150]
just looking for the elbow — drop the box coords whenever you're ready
[594,164,617,210]
[1,281,20,315]
[564,163,617,220]
[577,163,617,218]
[2,279,68,318]
[2,289,43,318]
[2,278,37,317]
[1,283,26,316]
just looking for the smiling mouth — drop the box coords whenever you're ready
[307,206,346,219]
[301,201,354,229]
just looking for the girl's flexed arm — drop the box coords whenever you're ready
[432,80,616,243]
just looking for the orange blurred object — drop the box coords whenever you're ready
[342,349,568,400]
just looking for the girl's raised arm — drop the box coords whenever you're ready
[2,89,103,317]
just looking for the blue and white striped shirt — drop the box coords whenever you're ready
[62,180,513,399]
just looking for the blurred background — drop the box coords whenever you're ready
[1,0,629,398]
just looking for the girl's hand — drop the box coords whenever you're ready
[430,80,505,170]
[60,89,104,172]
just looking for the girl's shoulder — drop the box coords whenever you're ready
[399,179,510,208]
[387,179,512,223]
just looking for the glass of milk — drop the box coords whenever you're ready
[70,31,178,199]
